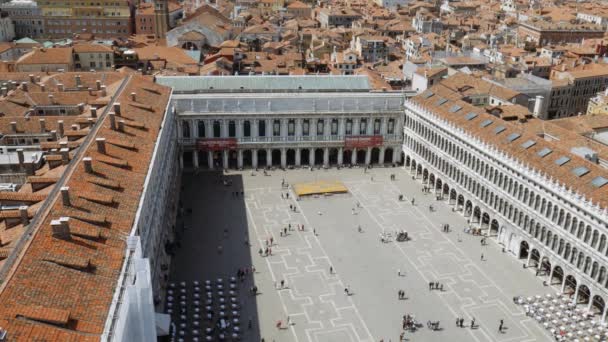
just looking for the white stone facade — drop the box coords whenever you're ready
[173,92,404,170]
[403,99,608,319]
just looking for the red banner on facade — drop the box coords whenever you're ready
[197,138,238,151]
[344,135,383,149]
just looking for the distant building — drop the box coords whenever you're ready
[317,8,362,28]
[373,0,410,10]
[40,0,132,38]
[0,14,15,42]
[0,0,42,38]
[286,1,311,18]
[411,67,447,93]
[577,10,608,29]
[587,90,608,115]
[518,21,604,46]
[73,43,114,71]
[16,47,73,72]
[352,35,389,63]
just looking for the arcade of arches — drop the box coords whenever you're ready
[405,153,608,321]
[182,146,402,169]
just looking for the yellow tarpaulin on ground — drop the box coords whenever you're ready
[292,180,348,197]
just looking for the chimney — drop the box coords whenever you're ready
[109,112,116,130]
[40,84,45,92]
[77,103,85,112]
[90,107,97,118]
[36,75,41,83]
[77,85,84,91]
[19,206,29,225]
[83,157,93,173]
[100,85,107,97]
[96,138,106,154]
[48,94,55,105]
[96,80,101,90]
[51,218,70,239]
[0,87,7,96]
[39,118,46,132]
[60,148,69,165]
[10,121,16,133]
[118,120,125,132]
[88,87,94,96]
[57,120,64,137]
[71,124,78,131]
[58,141,67,150]
[533,95,544,117]
[75,74,81,86]
[113,102,121,116]
[28,74,35,83]
[130,92,136,101]
[60,186,70,207]
[58,83,64,91]
[21,82,28,92]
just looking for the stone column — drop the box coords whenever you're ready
[338,147,343,165]
[602,306,608,322]
[380,117,388,135]
[310,148,315,166]
[193,150,199,169]
[365,147,371,165]
[353,118,360,136]
[208,151,214,169]
[221,120,228,137]
[237,120,243,139]
[324,117,331,137]
[295,148,301,166]
[323,147,329,167]
[296,119,302,139]
[338,117,345,137]
[222,150,228,169]
[367,117,373,135]
[266,119,273,139]
[351,148,357,164]
[526,249,533,267]
[281,148,287,168]
[393,147,401,164]
[252,149,258,169]
[572,282,580,305]
[237,150,243,169]
[379,147,385,165]
[252,120,259,139]
[310,119,317,137]
[266,148,272,167]
[281,119,288,138]
[206,119,213,138]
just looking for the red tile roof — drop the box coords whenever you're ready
[0,74,172,340]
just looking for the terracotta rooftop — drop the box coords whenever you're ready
[0,74,172,340]
[411,82,608,209]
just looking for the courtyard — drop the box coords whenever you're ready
[170,166,554,342]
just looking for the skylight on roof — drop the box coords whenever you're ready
[480,119,493,128]
[465,112,478,121]
[591,176,608,188]
[422,91,434,99]
[449,105,462,113]
[507,133,521,142]
[571,166,590,177]
[435,98,448,106]
[521,140,536,149]
[537,147,552,157]
[555,156,571,166]
[494,126,506,134]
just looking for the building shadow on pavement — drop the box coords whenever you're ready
[167,170,261,342]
